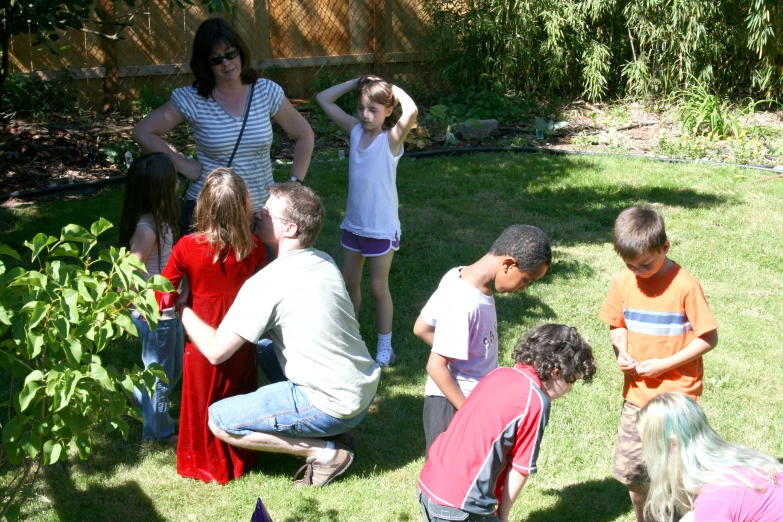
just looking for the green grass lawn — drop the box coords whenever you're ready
[1,152,782,521]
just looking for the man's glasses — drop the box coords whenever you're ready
[261,207,290,222]
[208,48,240,66]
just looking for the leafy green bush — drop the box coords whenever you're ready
[0,219,169,518]
[657,134,712,160]
[132,84,170,116]
[677,83,741,139]
[425,0,783,102]
[1,74,79,118]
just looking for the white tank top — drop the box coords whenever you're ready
[135,218,173,280]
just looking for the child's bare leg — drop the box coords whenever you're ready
[368,251,395,365]
[628,484,648,522]
[341,247,366,319]
[368,251,394,334]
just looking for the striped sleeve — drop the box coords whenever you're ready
[170,86,198,125]
[262,79,285,116]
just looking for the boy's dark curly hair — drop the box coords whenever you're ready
[489,225,551,272]
[512,324,596,384]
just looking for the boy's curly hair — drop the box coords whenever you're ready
[512,324,596,384]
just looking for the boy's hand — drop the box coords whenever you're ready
[635,358,669,378]
[617,352,638,375]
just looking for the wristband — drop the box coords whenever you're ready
[289,176,302,184]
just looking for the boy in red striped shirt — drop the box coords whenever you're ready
[418,324,596,521]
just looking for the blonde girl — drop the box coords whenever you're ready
[119,152,183,442]
[638,392,783,522]
[159,167,267,484]
[316,75,418,366]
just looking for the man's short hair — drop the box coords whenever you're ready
[613,205,667,259]
[512,324,596,384]
[489,225,552,272]
[270,183,325,248]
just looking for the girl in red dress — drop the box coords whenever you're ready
[159,168,267,484]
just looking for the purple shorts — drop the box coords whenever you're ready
[341,230,400,257]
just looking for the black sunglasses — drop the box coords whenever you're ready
[208,48,240,66]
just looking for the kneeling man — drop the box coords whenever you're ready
[179,183,381,486]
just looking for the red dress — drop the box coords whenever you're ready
[160,233,266,484]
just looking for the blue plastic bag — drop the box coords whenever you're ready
[250,498,273,522]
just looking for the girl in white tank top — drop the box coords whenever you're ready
[119,153,184,441]
[316,76,418,366]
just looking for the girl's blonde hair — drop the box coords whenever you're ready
[638,392,783,522]
[195,168,256,263]
[357,75,397,130]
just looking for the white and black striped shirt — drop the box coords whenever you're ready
[171,79,284,212]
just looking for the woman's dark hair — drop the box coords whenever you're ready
[119,153,180,272]
[190,18,258,98]
[512,324,596,384]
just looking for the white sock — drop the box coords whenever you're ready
[378,332,392,347]
[316,441,336,462]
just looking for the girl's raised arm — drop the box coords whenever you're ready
[315,79,361,134]
[388,85,418,155]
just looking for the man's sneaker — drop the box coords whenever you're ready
[293,444,354,487]
[375,344,395,367]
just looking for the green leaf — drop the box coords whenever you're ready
[20,431,42,458]
[62,287,80,323]
[24,370,44,385]
[0,304,11,325]
[74,434,91,460]
[50,242,80,258]
[24,233,57,262]
[43,440,63,465]
[19,382,40,411]
[90,218,113,237]
[26,301,50,328]
[60,224,94,243]
[64,338,83,366]
[115,313,137,337]
[96,321,114,351]
[429,104,448,120]
[118,374,134,394]
[146,274,174,292]
[4,502,20,521]
[10,271,47,289]
[90,363,114,390]
[53,315,69,339]
[26,331,44,359]
[0,244,21,261]
[117,419,130,440]
[95,291,120,312]
[76,278,95,302]
[3,415,27,447]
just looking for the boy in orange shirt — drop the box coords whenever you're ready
[599,205,718,522]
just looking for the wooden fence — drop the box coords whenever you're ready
[8,0,433,112]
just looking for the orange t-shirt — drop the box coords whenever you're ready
[599,262,718,408]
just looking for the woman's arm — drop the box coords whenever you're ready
[132,101,203,180]
[272,98,314,182]
[315,79,361,134]
[388,85,418,155]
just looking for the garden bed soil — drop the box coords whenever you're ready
[2,101,782,201]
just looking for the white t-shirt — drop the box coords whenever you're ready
[170,79,284,213]
[221,248,381,418]
[421,267,499,397]
[340,124,402,241]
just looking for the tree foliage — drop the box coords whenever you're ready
[425,0,783,101]
[0,219,172,519]
[0,0,229,102]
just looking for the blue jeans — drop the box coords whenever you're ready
[418,490,501,522]
[208,339,369,438]
[132,314,184,440]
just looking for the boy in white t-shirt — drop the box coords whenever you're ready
[413,225,552,456]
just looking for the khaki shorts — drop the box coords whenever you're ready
[612,401,648,487]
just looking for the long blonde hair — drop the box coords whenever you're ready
[638,392,783,522]
[195,168,256,263]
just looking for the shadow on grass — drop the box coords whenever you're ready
[281,497,340,522]
[42,458,166,521]
[527,478,631,522]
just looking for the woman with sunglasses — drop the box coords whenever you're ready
[133,18,314,235]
